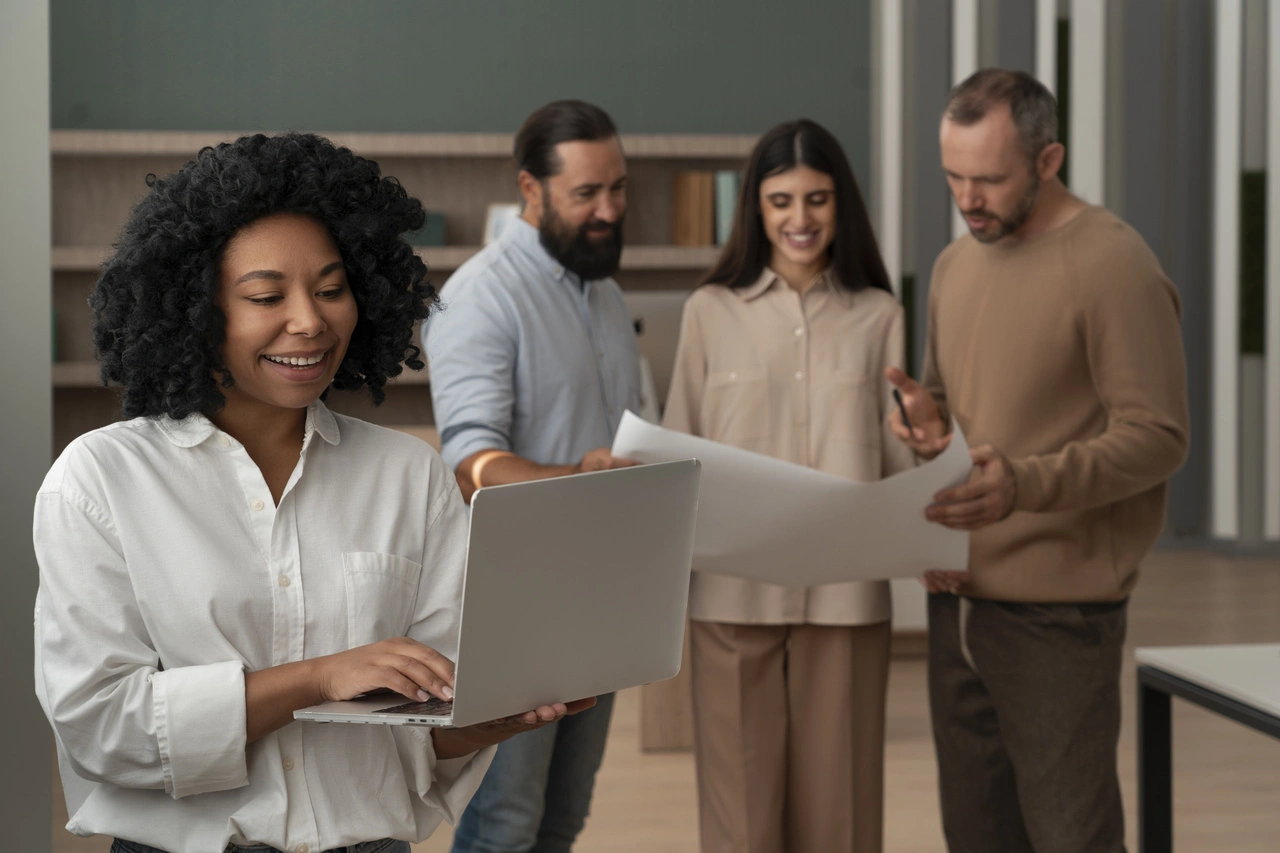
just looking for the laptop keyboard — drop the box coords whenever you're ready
[378,696,454,716]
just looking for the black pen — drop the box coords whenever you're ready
[892,388,914,434]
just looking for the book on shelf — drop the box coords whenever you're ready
[670,171,715,246]
[404,211,447,246]
[714,170,741,245]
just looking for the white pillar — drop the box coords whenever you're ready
[1266,0,1280,538]
[1069,0,1107,205]
[951,0,981,239]
[1214,0,1244,539]
[1036,0,1058,94]
[877,0,904,298]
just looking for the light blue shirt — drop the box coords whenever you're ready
[423,218,642,471]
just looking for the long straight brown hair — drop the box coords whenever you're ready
[702,119,892,294]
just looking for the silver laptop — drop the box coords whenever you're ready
[294,459,700,728]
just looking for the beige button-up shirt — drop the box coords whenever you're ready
[663,268,914,625]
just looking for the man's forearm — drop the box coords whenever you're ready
[454,450,577,502]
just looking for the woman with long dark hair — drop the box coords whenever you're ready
[663,120,912,853]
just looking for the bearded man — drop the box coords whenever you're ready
[424,99,639,853]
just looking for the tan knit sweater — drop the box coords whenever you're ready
[922,205,1189,602]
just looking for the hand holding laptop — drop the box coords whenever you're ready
[432,696,599,760]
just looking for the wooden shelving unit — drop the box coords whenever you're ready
[50,129,753,454]
[51,361,103,388]
[50,130,757,159]
[53,244,724,274]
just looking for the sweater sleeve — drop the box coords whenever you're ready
[1009,225,1190,513]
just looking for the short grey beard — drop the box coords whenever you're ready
[968,178,1040,244]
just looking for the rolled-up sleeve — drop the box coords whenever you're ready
[394,726,496,831]
[424,278,519,471]
[34,491,249,799]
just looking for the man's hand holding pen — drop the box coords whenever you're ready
[885,367,1018,594]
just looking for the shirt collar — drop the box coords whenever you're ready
[155,411,218,448]
[735,266,848,303]
[306,401,341,446]
[156,401,340,449]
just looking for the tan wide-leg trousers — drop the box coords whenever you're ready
[689,620,891,853]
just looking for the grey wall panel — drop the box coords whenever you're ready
[994,0,1035,74]
[51,0,874,181]
[908,0,953,370]
[1166,0,1213,538]
[0,0,53,845]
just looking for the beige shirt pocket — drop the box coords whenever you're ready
[808,370,883,482]
[823,369,881,444]
[342,551,423,648]
[700,366,772,445]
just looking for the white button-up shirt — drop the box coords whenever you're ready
[33,403,493,852]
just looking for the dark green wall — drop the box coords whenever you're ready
[51,0,873,180]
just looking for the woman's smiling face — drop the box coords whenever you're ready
[215,212,358,415]
[758,164,837,273]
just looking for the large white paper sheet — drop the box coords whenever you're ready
[612,411,972,585]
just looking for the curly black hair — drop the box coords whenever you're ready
[90,132,435,419]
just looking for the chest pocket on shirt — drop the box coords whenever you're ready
[342,552,423,648]
[825,369,880,446]
[701,366,771,445]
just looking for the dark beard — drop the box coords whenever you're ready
[538,204,624,281]
[966,177,1040,244]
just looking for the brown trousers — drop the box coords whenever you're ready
[689,620,891,853]
[928,594,1128,853]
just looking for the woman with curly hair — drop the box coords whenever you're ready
[33,132,591,853]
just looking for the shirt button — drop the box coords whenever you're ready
[728,372,738,381]
[251,499,265,512]
[794,371,805,381]
[282,757,295,771]
[219,436,230,447]
[794,327,805,336]
[278,575,291,588]
[296,845,309,853]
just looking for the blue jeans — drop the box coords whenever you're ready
[451,692,616,853]
[110,838,409,853]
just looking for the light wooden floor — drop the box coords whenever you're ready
[54,549,1280,852]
